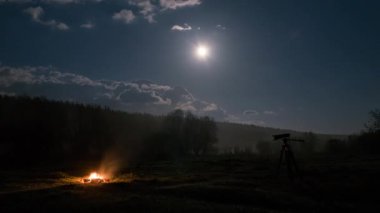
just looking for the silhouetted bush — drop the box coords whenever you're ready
[365,109,380,133]
[325,139,348,154]
[349,131,380,154]
[344,109,380,155]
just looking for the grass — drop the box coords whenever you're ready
[1,155,380,212]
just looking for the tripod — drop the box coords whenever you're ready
[274,134,304,180]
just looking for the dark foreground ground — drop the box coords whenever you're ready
[1,155,380,213]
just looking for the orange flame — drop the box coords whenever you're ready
[89,172,103,180]
[83,172,109,183]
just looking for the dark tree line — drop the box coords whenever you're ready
[0,95,218,168]
[165,110,217,156]
[254,109,380,157]
[141,110,218,161]
[324,109,380,155]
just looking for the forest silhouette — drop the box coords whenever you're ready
[0,95,217,168]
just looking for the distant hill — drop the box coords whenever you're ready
[216,122,347,153]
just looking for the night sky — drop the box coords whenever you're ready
[0,0,379,134]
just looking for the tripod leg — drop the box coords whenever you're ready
[277,146,285,176]
[285,150,294,180]
[288,150,302,179]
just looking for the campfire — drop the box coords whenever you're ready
[83,172,110,183]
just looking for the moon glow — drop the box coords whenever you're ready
[195,45,210,60]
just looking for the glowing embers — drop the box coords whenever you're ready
[83,172,110,184]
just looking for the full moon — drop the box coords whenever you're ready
[195,45,210,60]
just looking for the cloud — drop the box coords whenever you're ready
[24,6,69,30]
[0,0,32,3]
[128,0,156,23]
[0,66,36,86]
[243,110,259,116]
[41,0,79,3]
[80,22,95,29]
[159,0,201,10]
[143,14,155,23]
[0,0,103,4]
[24,6,43,21]
[202,102,218,112]
[171,23,192,31]
[0,65,228,119]
[176,101,196,111]
[47,20,70,30]
[216,24,226,30]
[7,0,201,25]
[127,0,202,23]
[112,9,136,24]
[225,113,266,126]
[0,64,274,127]
[263,110,277,115]
[0,65,102,87]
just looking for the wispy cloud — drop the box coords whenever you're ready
[128,0,156,23]
[47,0,104,3]
[127,0,202,23]
[80,22,95,29]
[24,6,69,30]
[1,0,103,4]
[24,6,43,21]
[171,23,192,31]
[0,0,32,3]
[112,9,136,24]
[243,110,259,116]
[263,110,277,115]
[0,64,228,119]
[216,24,226,30]
[225,113,266,126]
[42,0,80,3]
[0,64,271,126]
[6,0,202,25]
[0,0,103,4]
[159,0,201,10]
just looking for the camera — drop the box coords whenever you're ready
[273,133,290,141]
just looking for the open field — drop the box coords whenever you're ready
[1,155,380,213]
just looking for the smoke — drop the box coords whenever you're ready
[98,147,124,179]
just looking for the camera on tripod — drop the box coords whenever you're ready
[273,133,290,141]
[273,133,304,180]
